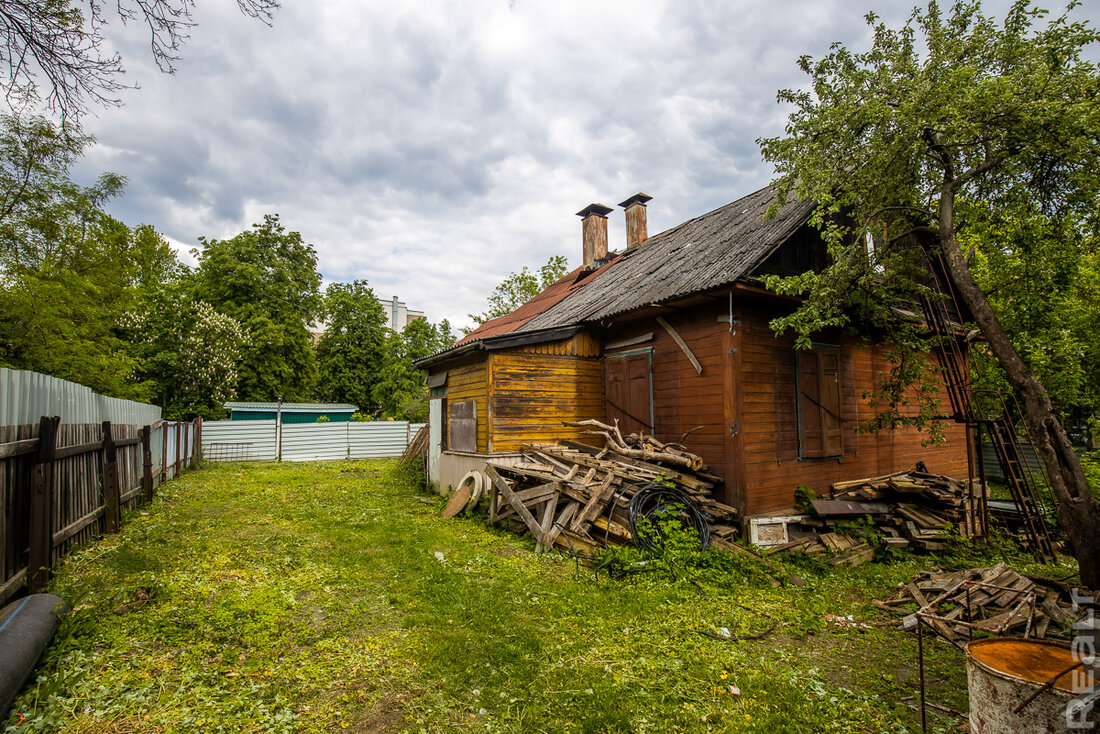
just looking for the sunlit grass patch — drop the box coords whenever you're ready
[4,459,1074,733]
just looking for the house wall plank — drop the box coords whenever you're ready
[737,304,969,515]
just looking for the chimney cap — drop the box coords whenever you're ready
[618,192,653,208]
[576,203,613,218]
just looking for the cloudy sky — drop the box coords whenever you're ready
[74,0,1100,330]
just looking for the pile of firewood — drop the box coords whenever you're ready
[796,469,981,552]
[562,419,707,472]
[873,563,1093,642]
[479,439,737,554]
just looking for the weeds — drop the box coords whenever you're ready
[3,459,1077,733]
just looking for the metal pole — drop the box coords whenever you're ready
[276,396,283,462]
[918,618,927,734]
[965,586,973,641]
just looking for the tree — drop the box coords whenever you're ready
[123,280,247,419]
[466,254,569,331]
[967,206,1100,446]
[315,280,388,411]
[0,112,175,399]
[0,0,279,119]
[758,1,1100,584]
[372,318,455,421]
[191,214,322,402]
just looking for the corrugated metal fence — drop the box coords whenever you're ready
[980,440,1085,482]
[202,421,426,462]
[0,367,161,427]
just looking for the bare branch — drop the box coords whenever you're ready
[0,0,280,120]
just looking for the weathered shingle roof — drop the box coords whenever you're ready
[521,185,813,330]
[455,258,619,346]
[415,185,814,371]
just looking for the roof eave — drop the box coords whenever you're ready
[413,324,584,371]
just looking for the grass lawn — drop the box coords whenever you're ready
[3,460,1078,733]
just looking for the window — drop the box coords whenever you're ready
[797,346,843,458]
[448,399,477,452]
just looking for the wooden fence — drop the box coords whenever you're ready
[0,416,201,607]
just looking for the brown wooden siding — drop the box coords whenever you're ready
[738,305,969,516]
[488,351,604,451]
[443,361,489,452]
[603,304,730,497]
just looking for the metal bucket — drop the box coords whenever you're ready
[966,638,1096,733]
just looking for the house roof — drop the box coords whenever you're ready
[520,185,813,330]
[416,184,814,370]
[456,258,620,346]
[224,402,357,413]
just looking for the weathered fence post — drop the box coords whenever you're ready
[141,425,153,503]
[160,421,168,484]
[102,421,121,533]
[28,415,60,593]
[174,421,181,477]
[194,416,203,463]
[183,419,190,470]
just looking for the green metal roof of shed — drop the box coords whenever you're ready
[223,402,357,413]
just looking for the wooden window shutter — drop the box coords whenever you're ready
[448,399,477,452]
[798,348,843,458]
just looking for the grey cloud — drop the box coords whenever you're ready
[74,0,1100,327]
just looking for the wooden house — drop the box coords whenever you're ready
[415,187,971,518]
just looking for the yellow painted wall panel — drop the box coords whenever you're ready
[444,361,489,452]
[488,351,604,451]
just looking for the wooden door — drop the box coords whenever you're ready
[605,350,653,435]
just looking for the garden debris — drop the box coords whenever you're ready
[873,563,1096,642]
[481,438,735,554]
[824,469,982,546]
[562,419,709,472]
[766,468,983,562]
[398,425,429,470]
[823,613,871,631]
[766,533,877,567]
[475,436,810,587]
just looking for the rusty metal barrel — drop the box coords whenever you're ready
[966,638,1097,733]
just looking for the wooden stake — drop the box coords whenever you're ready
[28,416,60,593]
[102,421,120,533]
[141,425,153,503]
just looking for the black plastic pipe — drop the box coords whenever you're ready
[0,594,68,719]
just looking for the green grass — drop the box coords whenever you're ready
[2,460,1078,733]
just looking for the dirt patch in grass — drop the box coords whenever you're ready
[352,692,407,733]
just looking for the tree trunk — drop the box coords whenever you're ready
[937,188,1100,588]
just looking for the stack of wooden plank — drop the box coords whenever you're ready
[806,470,980,552]
[766,532,877,566]
[873,563,1090,642]
[481,440,738,553]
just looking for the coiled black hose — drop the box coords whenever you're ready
[626,482,712,551]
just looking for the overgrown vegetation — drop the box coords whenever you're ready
[4,460,1078,733]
